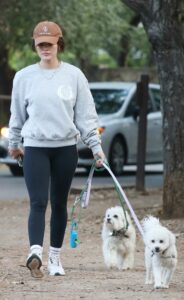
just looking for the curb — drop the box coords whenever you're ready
[70,183,135,194]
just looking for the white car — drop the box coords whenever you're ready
[77,81,162,175]
[0,81,162,176]
[0,127,21,176]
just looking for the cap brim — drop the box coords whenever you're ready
[34,36,59,46]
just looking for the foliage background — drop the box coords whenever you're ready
[0,0,152,73]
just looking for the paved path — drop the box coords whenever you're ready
[0,164,163,201]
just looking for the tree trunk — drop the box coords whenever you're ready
[142,4,184,218]
[78,57,99,80]
[122,0,184,217]
[0,47,15,94]
[156,49,184,218]
[117,14,141,67]
[117,34,130,67]
[0,47,15,126]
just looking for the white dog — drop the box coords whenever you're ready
[102,206,136,270]
[142,215,177,289]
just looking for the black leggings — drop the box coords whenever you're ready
[23,145,78,248]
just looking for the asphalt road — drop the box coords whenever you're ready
[0,164,163,201]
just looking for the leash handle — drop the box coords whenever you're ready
[81,163,95,208]
[81,158,107,208]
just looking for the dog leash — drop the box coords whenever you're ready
[70,160,144,248]
[102,162,144,238]
[79,160,144,237]
[69,161,97,248]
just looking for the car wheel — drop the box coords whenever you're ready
[109,136,126,176]
[9,165,23,176]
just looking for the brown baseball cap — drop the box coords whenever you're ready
[33,21,63,46]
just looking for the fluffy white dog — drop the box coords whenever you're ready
[102,206,136,270]
[142,215,177,289]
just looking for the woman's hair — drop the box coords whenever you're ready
[32,37,65,52]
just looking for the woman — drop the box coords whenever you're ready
[8,20,105,278]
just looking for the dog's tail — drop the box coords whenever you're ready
[141,215,160,232]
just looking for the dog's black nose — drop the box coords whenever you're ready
[155,247,160,252]
[107,218,111,223]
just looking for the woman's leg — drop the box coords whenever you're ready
[49,145,78,248]
[47,145,78,276]
[23,147,50,246]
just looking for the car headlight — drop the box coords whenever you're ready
[0,127,9,138]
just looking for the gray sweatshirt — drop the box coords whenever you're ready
[9,61,102,155]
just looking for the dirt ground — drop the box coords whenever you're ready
[0,187,183,300]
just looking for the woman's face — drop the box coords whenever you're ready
[36,43,58,61]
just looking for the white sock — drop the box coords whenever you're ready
[29,245,43,259]
[48,246,65,275]
[49,246,61,258]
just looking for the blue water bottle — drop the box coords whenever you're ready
[70,222,78,248]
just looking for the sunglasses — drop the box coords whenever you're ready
[37,43,55,48]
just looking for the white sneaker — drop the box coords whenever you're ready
[48,254,65,276]
[26,245,44,278]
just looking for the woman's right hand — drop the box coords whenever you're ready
[9,148,24,159]
[94,151,106,168]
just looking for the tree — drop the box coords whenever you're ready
[1,0,153,94]
[58,1,152,69]
[0,0,126,93]
[121,0,184,217]
[58,0,125,72]
[0,0,59,93]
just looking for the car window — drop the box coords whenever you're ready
[124,94,137,117]
[150,88,161,111]
[125,92,154,117]
[90,89,129,114]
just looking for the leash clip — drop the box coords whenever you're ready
[17,155,23,167]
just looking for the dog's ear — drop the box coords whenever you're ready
[168,230,176,246]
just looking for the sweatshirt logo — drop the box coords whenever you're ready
[57,85,73,101]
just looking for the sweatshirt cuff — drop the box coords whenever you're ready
[91,143,103,156]
[8,142,22,150]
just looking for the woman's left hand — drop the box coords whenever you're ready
[94,151,106,168]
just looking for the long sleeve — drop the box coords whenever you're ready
[74,71,102,155]
[8,73,27,149]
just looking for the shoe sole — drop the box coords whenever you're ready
[48,271,65,276]
[26,254,44,278]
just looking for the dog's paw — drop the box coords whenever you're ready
[122,266,130,270]
[161,284,169,289]
[154,282,169,289]
[105,264,113,269]
[145,280,153,285]
[116,265,123,271]
[154,284,162,289]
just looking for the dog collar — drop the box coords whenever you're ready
[162,255,176,259]
[161,250,176,259]
[161,248,176,259]
[111,228,129,238]
[151,250,176,259]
